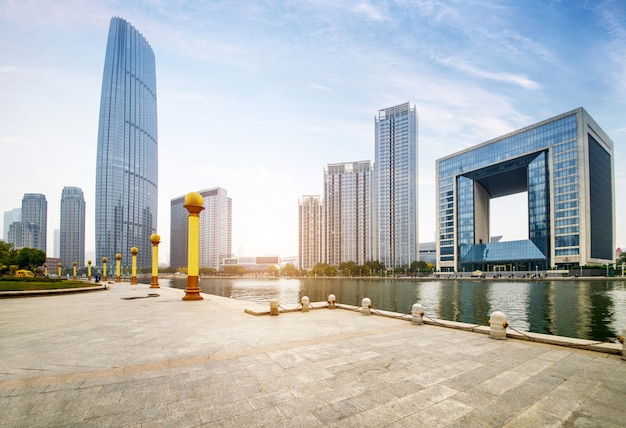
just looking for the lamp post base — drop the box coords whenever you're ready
[182,276,203,300]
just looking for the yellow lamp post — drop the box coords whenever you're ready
[150,234,161,289]
[73,262,77,281]
[57,263,62,279]
[183,192,204,301]
[87,260,92,281]
[130,247,138,285]
[44,263,48,277]
[115,253,121,282]
[102,257,108,282]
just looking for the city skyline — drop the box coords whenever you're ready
[1,1,624,262]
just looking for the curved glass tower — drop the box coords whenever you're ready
[96,17,158,268]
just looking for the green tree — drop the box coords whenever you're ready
[338,261,357,276]
[311,263,337,277]
[15,247,46,273]
[0,241,16,274]
[280,263,300,277]
[364,260,385,276]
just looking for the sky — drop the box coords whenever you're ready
[1,0,625,264]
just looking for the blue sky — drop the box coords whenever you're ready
[1,0,624,263]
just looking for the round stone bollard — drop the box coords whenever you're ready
[269,299,279,316]
[301,296,310,312]
[328,294,336,309]
[362,297,371,315]
[489,311,508,340]
[412,303,424,325]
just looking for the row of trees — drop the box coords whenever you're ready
[0,241,46,275]
[280,260,435,277]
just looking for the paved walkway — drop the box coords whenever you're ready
[0,283,624,427]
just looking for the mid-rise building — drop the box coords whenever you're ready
[95,17,158,268]
[20,193,47,252]
[436,107,614,272]
[374,102,418,269]
[323,161,373,265]
[60,187,85,267]
[3,208,21,242]
[170,188,232,270]
[298,195,323,270]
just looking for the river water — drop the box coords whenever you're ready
[163,277,626,342]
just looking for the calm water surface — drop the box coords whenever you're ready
[164,277,626,342]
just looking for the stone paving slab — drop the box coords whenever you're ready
[0,282,624,427]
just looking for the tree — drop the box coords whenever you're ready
[364,261,385,276]
[0,240,16,274]
[311,263,337,277]
[280,263,300,277]
[338,261,357,276]
[15,247,46,273]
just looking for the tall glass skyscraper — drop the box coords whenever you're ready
[60,187,85,268]
[96,17,158,268]
[323,161,373,266]
[375,103,418,269]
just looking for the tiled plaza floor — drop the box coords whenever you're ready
[1,283,625,427]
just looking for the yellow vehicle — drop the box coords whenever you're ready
[15,269,35,278]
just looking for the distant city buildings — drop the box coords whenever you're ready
[323,161,373,266]
[95,17,158,268]
[170,188,232,270]
[3,208,21,242]
[374,102,419,269]
[296,103,419,271]
[436,107,614,273]
[59,187,85,268]
[8,193,48,252]
[298,195,323,270]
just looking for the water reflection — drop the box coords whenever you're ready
[164,277,626,342]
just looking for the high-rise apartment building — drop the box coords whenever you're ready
[298,195,323,270]
[375,102,418,269]
[170,188,232,270]
[323,161,373,266]
[95,17,158,268]
[436,107,614,272]
[18,193,47,252]
[60,187,85,267]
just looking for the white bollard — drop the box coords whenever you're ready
[489,311,508,340]
[328,294,336,309]
[362,297,371,315]
[269,299,279,316]
[412,303,424,325]
[301,296,310,312]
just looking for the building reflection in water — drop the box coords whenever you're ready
[166,277,626,342]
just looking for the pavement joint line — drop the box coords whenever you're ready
[0,322,411,391]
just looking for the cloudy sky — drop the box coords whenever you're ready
[1,0,624,263]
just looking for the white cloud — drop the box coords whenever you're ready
[434,55,541,90]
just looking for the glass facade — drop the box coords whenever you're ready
[60,187,85,268]
[95,17,158,268]
[323,161,372,266]
[436,108,614,272]
[375,103,418,269]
